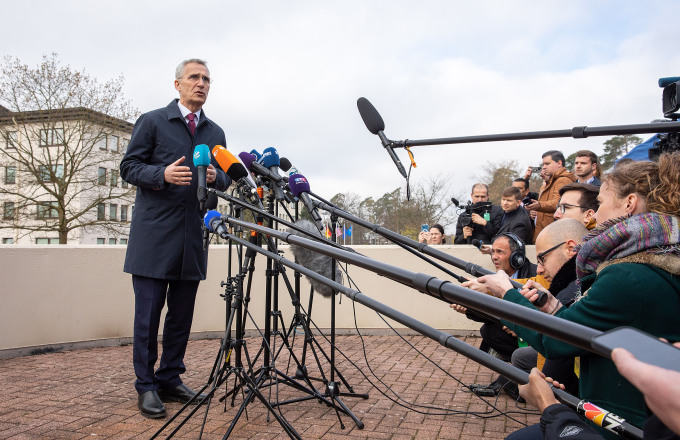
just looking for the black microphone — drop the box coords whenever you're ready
[193,144,211,210]
[357,97,407,178]
[471,239,484,250]
[288,173,324,231]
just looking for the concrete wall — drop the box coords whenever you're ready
[0,244,536,357]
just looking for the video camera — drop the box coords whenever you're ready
[650,77,680,160]
[451,198,493,228]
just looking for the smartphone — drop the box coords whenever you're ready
[591,327,680,372]
[522,196,532,205]
[531,166,542,173]
[421,224,429,232]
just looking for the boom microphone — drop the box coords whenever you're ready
[288,173,324,231]
[193,144,211,210]
[288,219,343,298]
[357,97,407,178]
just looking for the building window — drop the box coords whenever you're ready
[37,201,59,219]
[3,202,15,219]
[96,238,105,245]
[6,131,18,149]
[97,135,107,150]
[121,179,128,189]
[98,167,106,185]
[108,135,119,152]
[5,166,16,184]
[36,238,58,244]
[109,204,117,221]
[108,238,116,245]
[122,138,130,152]
[2,238,13,244]
[97,203,105,221]
[119,238,128,245]
[39,165,64,182]
[121,205,128,222]
[110,169,118,187]
[39,128,64,147]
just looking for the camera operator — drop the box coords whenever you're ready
[453,183,503,244]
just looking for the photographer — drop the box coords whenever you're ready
[453,183,503,244]
[418,223,446,245]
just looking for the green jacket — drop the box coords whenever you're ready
[501,255,680,432]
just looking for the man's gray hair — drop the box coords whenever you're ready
[175,59,209,80]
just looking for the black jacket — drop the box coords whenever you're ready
[495,207,533,245]
[120,100,231,280]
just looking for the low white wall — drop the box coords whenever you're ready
[0,244,536,357]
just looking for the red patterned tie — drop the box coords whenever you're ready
[187,113,196,136]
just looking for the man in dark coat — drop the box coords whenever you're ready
[120,59,230,419]
[453,183,503,244]
[495,186,533,244]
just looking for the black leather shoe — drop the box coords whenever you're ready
[138,390,166,419]
[157,383,206,405]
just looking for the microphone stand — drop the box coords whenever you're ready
[214,219,644,440]
[386,121,680,149]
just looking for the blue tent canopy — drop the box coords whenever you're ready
[617,134,659,162]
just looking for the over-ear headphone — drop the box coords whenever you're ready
[499,232,526,270]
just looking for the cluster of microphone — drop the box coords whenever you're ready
[192,143,324,231]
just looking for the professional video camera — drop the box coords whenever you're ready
[451,198,492,228]
[649,77,680,160]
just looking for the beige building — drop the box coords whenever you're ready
[0,105,135,244]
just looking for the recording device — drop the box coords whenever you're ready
[288,219,344,297]
[238,151,288,188]
[357,97,408,178]
[193,144,211,210]
[650,77,680,160]
[212,145,257,191]
[531,166,541,174]
[521,196,532,205]
[591,326,680,372]
[453,200,493,228]
[421,224,429,232]
[471,239,484,250]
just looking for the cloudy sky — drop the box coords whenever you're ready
[3,1,679,201]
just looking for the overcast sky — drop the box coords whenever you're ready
[3,1,679,202]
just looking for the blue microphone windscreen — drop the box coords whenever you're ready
[261,147,280,168]
[288,173,310,197]
[203,210,221,231]
[193,144,211,167]
[250,149,262,160]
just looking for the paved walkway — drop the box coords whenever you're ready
[0,335,539,439]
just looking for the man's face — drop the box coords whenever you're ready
[174,62,211,111]
[501,195,521,213]
[512,181,528,198]
[491,236,513,273]
[542,156,563,178]
[574,156,596,180]
[554,190,591,225]
[471,187,489,203]
[535,235,569,283]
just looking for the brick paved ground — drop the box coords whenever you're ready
[0,335,539,439]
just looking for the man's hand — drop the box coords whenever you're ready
[519,280,557,314]
[479,244,492,255]
[475,271,513,298]
[519,368,564,413]
[523,166,533,180]
[206,164,217,184]
[164,156,192,186]
[461,277,491,295]
[525,199,540,211]
[450,303,468,314]
[462,226,473,239]
[470,213,487,226]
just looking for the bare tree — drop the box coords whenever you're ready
[0,54,138,243]
[474,159,523,204]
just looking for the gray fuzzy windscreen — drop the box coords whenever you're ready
[288,219,344,297]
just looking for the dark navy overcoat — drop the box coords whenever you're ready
[120,100,230,280]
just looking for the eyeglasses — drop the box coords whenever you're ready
[183,74,212,84]
[536,241,566,265]
[557,203,587,214]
